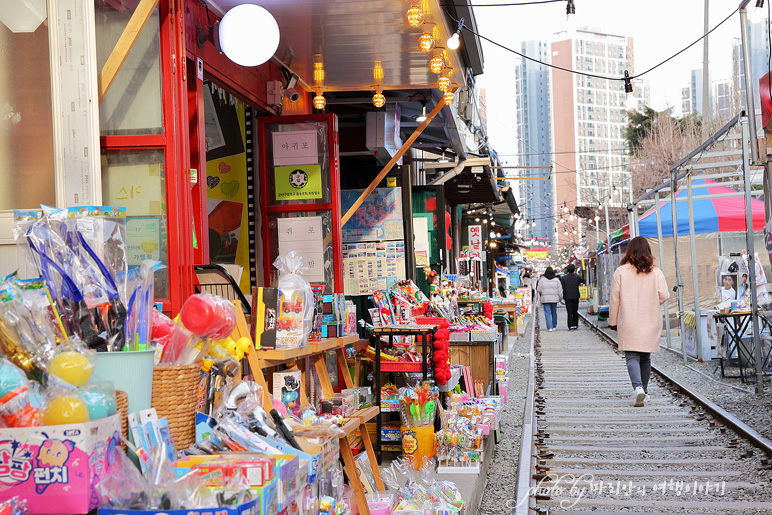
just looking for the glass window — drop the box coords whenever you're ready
[101,149,168,296]
[0,12,55,209]
[94,1,163,135]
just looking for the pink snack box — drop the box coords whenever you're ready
[0,414,121,514]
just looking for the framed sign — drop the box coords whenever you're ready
[272,130,318,166]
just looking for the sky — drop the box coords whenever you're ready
[473,0,754,166]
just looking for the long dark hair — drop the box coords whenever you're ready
[544,266,556,279]
[620,236,654,274]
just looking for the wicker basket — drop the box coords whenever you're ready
[116,390,129,447]
[151,364,200,449]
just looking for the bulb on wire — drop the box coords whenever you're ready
[749,0,767,22]
[624,92,637,111]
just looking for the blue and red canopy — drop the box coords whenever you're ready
[637,177,764,238]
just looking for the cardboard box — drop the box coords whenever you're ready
[0,414,121,514]
[272,370,302,418]
[100,497,260,515]
[252,287,279,349]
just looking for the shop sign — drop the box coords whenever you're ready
[126,217,161,266]
[272,130,318,166]
[275,164,322,201]
[468,225,482,261]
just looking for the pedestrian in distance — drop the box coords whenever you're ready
[537,266,563,332]
[609,236,670,407]
[560,264,584,330]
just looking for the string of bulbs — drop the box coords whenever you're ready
[441,3,741,88]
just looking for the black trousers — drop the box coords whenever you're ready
[565,298,579,328]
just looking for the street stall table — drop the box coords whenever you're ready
[714,311,772,382]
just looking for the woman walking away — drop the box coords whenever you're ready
[537,267,563,332]
[609,237,669,407]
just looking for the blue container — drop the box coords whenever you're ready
[91,350,155,415]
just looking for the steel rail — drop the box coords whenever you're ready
[514,308,537,515]
[579,312,772,458]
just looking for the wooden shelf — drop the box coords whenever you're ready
[350,406,379,424]
[338,418,361,437]
[256,334,357,366]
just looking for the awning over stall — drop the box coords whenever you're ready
[636,177,764,237]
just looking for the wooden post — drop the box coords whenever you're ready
[98,0,160,104]
[340,96,449,226]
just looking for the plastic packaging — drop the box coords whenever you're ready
[79,382,117,420]
[0,496,30,515]
[47,338,96,388]
[0,279,56,376]
[0,359,40,427]
[179,293,237,340]
[273,251,314,347]
[41,389,89,425]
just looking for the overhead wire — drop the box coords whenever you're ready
[442,5,741,82]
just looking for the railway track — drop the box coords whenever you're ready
[516,309,772,514]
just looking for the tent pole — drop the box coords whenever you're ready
[687,174,703,360]
[655,191,672,349]
[741,116,764,394]
[671,169,687,363]
[604,201,611,305]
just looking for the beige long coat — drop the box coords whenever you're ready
[609,263,670,353]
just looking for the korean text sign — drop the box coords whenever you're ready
[468,225,482,261]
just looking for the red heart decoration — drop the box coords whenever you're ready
[218,162,232,174]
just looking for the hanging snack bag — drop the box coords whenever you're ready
[273,251,314,348]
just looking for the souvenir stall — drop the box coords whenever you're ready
[0,206,477,515]
[624,116,771,391]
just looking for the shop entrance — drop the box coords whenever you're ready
[199,79,258,295]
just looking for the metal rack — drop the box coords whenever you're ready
[370,325,436,462]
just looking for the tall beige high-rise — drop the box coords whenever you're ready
[550,28,643,248]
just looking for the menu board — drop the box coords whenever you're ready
[343,241,406,295]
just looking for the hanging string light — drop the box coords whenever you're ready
[437,75,451,92]
[406,4,424,28]
[429,55,444,74]
[418,32,435,52]
[442,90,455,104]
[313,90,326,110]
[372,88,386,108]
[446,17,464,50]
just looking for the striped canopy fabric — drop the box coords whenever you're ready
[636,177,765,238]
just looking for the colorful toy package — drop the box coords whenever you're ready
[0,414,120,514]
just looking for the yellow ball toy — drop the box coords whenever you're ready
[48,352,93,387]
[43,395,90,425]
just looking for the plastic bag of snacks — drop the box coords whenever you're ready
[273,250,314,348]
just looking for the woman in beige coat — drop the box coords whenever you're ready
[609,237,669,407]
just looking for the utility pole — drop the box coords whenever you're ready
[702,0,711,136]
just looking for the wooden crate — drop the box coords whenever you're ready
[449,340,494,393]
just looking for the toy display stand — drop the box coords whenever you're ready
[240,301,384,513]
[370,325,436,462]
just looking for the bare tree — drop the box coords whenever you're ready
[628,111,703,198]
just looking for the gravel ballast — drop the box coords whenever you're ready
[478,317,532,514]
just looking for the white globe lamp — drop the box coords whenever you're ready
[219,5,280,67]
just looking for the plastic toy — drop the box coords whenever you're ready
[43,394,90,425]
[80,389,117,420]
[0,359,27,398]
[48,350,93,387]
